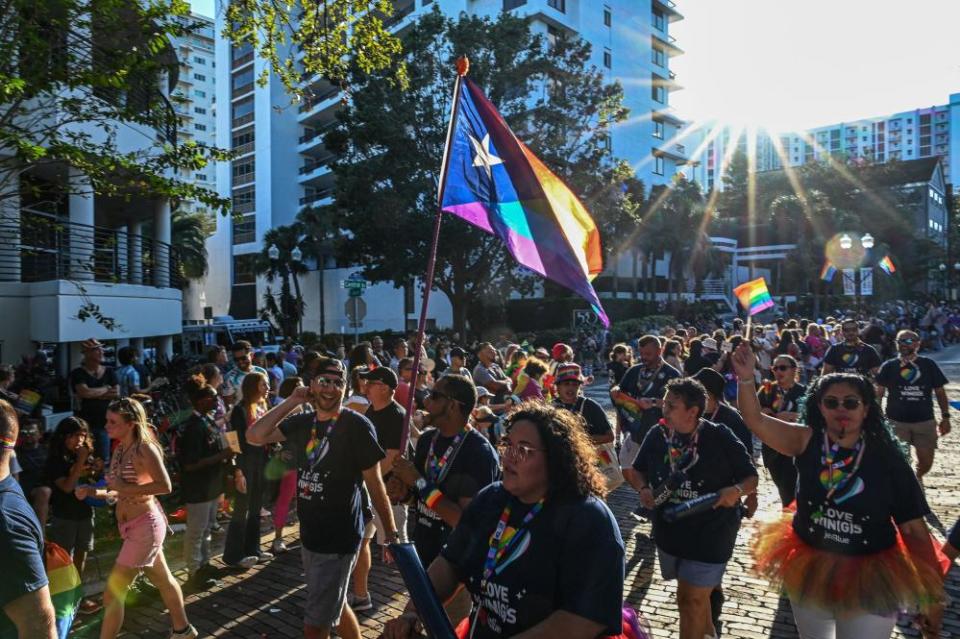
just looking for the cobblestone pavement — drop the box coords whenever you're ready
[80,360,960,638]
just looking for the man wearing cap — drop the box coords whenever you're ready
[69,338,118,462]
[821,318,881,377]
[246,357,397,639]
[391,374,499,566]
[613,335,681,484]
[472,342,512,404]
[553,364,614,444]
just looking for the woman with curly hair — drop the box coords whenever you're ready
[732,342,945,638]
[382,403,625,639]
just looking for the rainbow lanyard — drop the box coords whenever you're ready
[481,498,545,587]
[425,427,467,483]
[818,430,865,502]
[305,412,340,468]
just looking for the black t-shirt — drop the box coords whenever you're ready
[876,356,948,423]
[0,476,48,638]
[413,428,500,564]
[280,409,384,554]
[792,430,929,555]
[633,420,757,563]
[705,403,754,456]
[441,483,624,638]
[69,366,117,430]
[617,361,682,442]
[45,453,93,521]
[823,342,882,376]
[552,397,613,438]
[757,382,807,415]
[366,400,405,451]
[178,413,227,504]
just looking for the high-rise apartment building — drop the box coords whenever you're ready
[202,0,686,332]
[688,93,960,193]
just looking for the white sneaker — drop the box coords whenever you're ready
[169,625,199,639]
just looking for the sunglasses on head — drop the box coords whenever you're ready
[821,397,862,411]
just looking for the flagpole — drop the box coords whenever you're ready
[398,57,469,456]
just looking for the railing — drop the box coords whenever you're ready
[0,210,181,288]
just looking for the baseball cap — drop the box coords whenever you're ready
[692,367,725,400]
[359,366,398,389]
[555,363,585,384]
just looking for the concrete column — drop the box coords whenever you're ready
[0,171,21,282]
[154,200,171,288]
[115,227,128,282]
[68,168,95,281]
[158,335,174,360]
[127,221,143,285]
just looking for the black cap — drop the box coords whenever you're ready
[359,366,398,389]
[315,357,346,379]
[691,367,725,400]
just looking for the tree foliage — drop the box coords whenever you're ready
[317,8,639,334]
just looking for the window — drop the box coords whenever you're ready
[653,155,664,175]
[651,46,665,66]
[233,254,256,283]
[194,89,206,98]
[547,0,565,12]
[194,123,207,131]
[194,73,206,81]
[194,107,206,114]
[193,56,206,65]
[652,8,665,30]
[603,49,611,69]
[653,120,664,139]
[604,6,611,27]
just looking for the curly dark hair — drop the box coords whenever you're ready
[802,373,905,457]
[503,402,607,501]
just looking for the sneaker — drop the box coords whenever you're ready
[271,539,288,554]
[349,593,373,612]
[169,624,199,639]
[256,551,274,563]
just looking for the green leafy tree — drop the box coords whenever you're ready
[319,8,638,335]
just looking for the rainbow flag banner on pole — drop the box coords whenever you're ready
[733,277,775,316]
[820,261,837,282]
[438,75,609,326]
[878,255,896,275]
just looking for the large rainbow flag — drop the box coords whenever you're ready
[439,75,609,326]
[733,277,774,316]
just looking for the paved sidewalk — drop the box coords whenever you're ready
[76,381,960,638]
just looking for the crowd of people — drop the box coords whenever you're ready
[0,314,958,639]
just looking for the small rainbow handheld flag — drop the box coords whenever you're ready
[820,261,837,282]
[733,277,775,316]
[878,255,896,275]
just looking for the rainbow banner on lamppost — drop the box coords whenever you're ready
[733,277,775,316]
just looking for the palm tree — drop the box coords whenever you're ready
[171,209,213,285]
[255,223,309,339]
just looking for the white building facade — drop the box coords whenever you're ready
[201,0,687,334]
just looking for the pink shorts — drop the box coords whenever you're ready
[116,507,166,568]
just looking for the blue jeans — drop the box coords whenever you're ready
[223,454,265,564]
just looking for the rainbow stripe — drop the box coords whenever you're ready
[440,76,608,327]
[733,277,775,316]
[879,255,896,275]
[820,262,837,282]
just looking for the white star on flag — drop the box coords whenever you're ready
[469,133,503,179]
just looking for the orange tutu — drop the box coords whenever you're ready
[753,514,944,615]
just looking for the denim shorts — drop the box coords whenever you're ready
[658,547,727,588]
[301,548,358,628]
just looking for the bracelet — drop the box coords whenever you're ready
[424,488,444,511]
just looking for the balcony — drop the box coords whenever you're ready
[0,210,181,288]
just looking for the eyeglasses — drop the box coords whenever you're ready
[314,377,345,389]
[497,440,546,464]
[821,397,863,411]
[773,365,794,372]
[897,338,916,345]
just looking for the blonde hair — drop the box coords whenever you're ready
[107,397,160,451]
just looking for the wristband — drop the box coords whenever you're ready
[424,488,444,511]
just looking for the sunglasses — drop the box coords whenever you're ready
[897,338,916,345]
[773,364,794,372]
[497,440,546,464]
[314,377,345,389]
[821,397,863,411]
